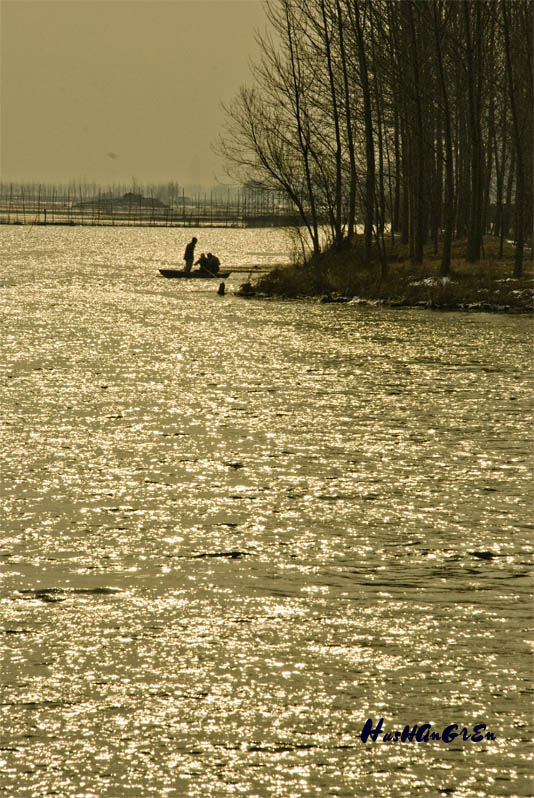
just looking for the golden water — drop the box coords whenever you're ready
[1,226,532,797]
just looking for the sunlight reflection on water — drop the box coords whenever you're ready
[0,226,532,797]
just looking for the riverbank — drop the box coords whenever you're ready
[245,236,533,313]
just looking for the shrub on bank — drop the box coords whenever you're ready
[254,264,328,297]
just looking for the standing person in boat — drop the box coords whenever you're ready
[183,237,197,274]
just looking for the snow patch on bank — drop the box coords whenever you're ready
[410,276,455,287]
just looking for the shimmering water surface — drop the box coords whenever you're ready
[1,226,532,797]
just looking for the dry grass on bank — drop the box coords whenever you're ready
[253,236,534,312]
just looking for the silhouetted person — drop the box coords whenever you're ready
[206,253,220,274]
[195,253,208,272]
[183,237,197,274]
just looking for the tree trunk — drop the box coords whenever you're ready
[433,0,454,275]
[502,0,527,276]
[353,0,375,262]
[336,0,357,241]
[463,1,483,262]
[406,1,425,264]
[320,0,343,247]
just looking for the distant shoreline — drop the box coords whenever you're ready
[0,190,303,230]
[1,218,246,230]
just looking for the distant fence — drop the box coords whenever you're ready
[0,185,304,229]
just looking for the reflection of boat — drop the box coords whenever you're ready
[159,269,230,279]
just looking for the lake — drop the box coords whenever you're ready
[1,225,532,797]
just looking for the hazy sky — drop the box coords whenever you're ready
[0,0,266,188]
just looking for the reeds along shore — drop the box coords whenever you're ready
[0,183,299,228]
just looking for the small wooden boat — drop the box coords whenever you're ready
[159,269,230,279]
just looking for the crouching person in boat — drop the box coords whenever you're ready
[195,252,220,275]
[195,253,208,272]
[205,253,220,274]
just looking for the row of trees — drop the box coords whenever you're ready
[220,0,533,276]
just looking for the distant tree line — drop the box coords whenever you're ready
[220,0,533,276]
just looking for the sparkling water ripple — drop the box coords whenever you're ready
[0,226,532,797]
